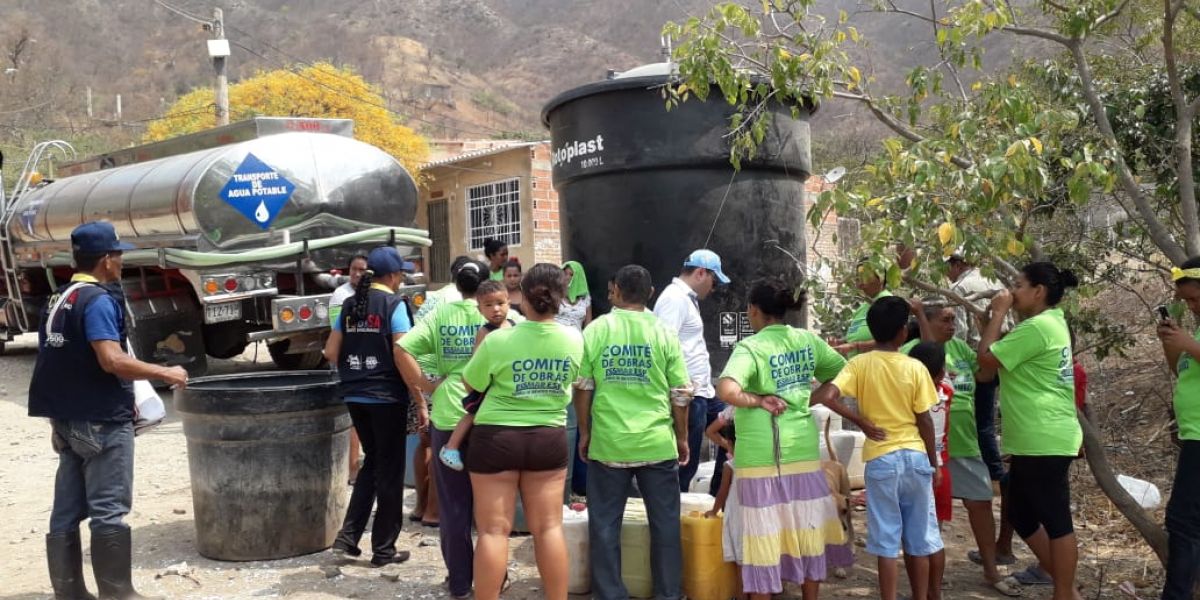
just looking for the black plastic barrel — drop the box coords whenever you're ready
[175,371,349,561]
[542,70,814,370]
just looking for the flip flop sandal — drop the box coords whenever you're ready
[422,520,440,528]
[1012,565,1053,586]
[408,513,424,522]
[993,576,1023,597]
[968,549,1017,566]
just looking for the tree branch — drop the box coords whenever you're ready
[989,255,1020,281]
[1093,0,1133,30]
[1078,410,1169,564]
[832,90,975,169]
[1067,40,1190,264]
[999,25,1072,45]
[1161,0,1200,256]
[902,274,987,316]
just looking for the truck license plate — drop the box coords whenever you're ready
[204,302,242,324]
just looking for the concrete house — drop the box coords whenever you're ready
[416,141,562,284]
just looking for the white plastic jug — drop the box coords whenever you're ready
[689,461,717,493]
[820,430,866,489]
[680,492,715,515]
[812,405,843,433]
[562,505,590,594]
[1117,474,1162,509]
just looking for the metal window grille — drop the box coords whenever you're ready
[467,178,521,250]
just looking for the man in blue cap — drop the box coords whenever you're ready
[29,221,187,600]
[653,249,731,492]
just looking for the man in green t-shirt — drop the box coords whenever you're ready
[574,265,692,600]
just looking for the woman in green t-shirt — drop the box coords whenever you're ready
[395,260,490,599]
[1156,256,1200,599]
[978,262,1081,600]
[460,263,583,600]
[715,278,858,599]
[483,238,508,281]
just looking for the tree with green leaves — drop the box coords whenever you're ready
[665,0,1200,569]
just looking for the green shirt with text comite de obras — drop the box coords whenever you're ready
[581,309,691,463]
[463,320,584,428]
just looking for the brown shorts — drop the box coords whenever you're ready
[465,425,568,474]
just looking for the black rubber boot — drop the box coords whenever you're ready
[90,526,161,600]
[46,531,98,600]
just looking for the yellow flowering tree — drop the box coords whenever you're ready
[144,63,428,176]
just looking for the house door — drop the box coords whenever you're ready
[428,200,450,283]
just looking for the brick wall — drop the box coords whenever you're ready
[530,143,562,265]
[803,176,841,277]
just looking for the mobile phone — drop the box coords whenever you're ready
[1157,305,1171,322]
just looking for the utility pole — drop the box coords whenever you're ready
[208,8,230,126]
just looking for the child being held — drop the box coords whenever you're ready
[438,280,516,470]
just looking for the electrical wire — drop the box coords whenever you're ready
[151,0,213,26]
[154,0,525,138]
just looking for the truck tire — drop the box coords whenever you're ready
[267,339,327,371]
[203,323,249,359]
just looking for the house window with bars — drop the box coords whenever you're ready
[467,178,522,250]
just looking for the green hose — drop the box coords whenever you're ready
[46,226,432,269]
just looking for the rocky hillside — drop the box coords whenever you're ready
[0,0,1023,156]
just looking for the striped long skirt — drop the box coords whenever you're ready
[736,460,846,594]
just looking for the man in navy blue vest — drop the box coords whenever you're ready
[29,221,187,600]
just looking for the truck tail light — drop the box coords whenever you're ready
[223,277,239,292]
[279,307,296,323]
[204,279,219,295]
[298,305,313,321]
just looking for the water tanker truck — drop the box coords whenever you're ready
[0,117,430,375]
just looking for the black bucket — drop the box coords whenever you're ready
[175,371,349,561]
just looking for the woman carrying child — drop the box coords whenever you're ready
[461,264,584,600]
[395,260,491,599]
[437,279,517,470]
[978,262,1082,600]
[714,278,855,600]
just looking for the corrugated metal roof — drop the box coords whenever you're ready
[421,141,544,169]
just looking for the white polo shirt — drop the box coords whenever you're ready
[654,277,715,398]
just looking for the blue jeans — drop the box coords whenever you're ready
[974,378,1005,481]
[1163,440,1200,599]
[588,460,682,600]
[49,420,134,534]
[863,449,943,558]
[679,396,710,492]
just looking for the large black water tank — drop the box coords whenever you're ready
[542,66,814,371]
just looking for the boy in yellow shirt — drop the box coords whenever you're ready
[812,296,943,600]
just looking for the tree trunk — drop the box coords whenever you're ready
[1078,409,1169,564]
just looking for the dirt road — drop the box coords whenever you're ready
[0,333,1147,599]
